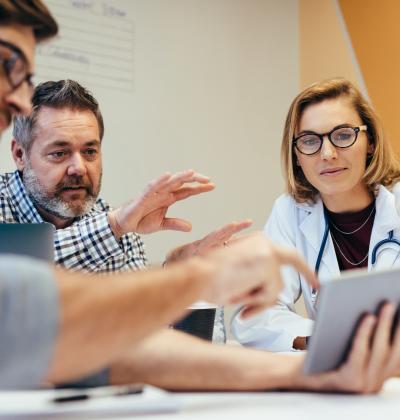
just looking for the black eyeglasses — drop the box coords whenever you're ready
[0,39,34,92]
[293,125,368,155]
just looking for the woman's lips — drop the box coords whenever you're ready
[320,167,347,176]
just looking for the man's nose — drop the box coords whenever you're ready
[320,135,338,160]
[67,154,87,177]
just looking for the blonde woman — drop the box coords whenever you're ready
[232,78,400,352]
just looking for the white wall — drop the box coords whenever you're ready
[0,0,299,263]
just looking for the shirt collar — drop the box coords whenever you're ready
[5,170,44,224]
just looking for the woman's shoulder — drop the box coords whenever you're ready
[266,193,317,241]
[272,192,318,215]
[272,193,296,210]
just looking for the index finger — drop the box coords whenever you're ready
[203,220,253,244]
[144,172,173,194]
[161,170,211,192]
[218,219,253,237]
[273,245,319,290]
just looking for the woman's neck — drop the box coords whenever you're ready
[321,185,374,213]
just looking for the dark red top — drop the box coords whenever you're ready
[325,200,375,271]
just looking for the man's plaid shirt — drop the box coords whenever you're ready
[0,171,147,273]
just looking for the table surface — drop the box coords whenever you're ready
[2,379,400,419]
[139,379,400,420]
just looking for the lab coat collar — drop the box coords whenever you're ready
[373,185,400,235]
[296,185,400,240]
[297,185,400,275]
[297,197,324,254]
[297,196,339,278]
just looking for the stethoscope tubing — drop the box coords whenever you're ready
[315,224,397,273]
[312,210,399,305]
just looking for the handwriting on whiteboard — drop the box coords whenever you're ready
[36,0,134,92]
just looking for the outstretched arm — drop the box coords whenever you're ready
[45,259,209,384]
[109,303,400,394]
[108,328,299,391]
[45,233,317,385]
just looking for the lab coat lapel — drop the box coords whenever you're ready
[369,186,400,270]
[298,197,340,279]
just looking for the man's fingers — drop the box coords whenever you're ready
[212,220,253,240]
[386,320,400,376]
[173,183,215,201]
[240,303,270,319]
[144,172,173,193]
[228,255,283,318]
[346,314,376,370]
[273,245,319,290]
[371,303,395,354]
[161,218,192,232]
[229,286,264,305]
[231,287,277,310]
[160,170,211,192]
[202,226,256,252]
[144,170,211,197]
[200,220,253,248]
[366,303,395,386]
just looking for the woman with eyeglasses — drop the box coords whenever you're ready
[231,78,400,352]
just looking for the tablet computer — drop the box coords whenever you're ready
[303,267,400,374]
[0,223,55,262]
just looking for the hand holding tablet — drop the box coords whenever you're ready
[304,268,400,375]
[294,301,400,393]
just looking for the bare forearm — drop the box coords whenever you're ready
[46,260,210,384]
[109,329,303,391]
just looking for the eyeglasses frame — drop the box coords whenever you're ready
[0,39,33,91]
[293,124,368,156]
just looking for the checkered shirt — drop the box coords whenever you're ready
[0,171,147,273]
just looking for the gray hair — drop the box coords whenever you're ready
[13,79,104,152]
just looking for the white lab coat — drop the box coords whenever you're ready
[231,185,400,351]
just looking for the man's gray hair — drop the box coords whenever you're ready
[13,79,104,152]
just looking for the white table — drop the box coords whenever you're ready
[2,379,400,419]
[136,379,400,420]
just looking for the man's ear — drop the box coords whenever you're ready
[11,139,27,171]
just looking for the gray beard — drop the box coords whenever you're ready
[23,166,98,220]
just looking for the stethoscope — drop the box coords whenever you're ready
[311,210,400,306]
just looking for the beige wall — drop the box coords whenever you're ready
[299,0,360,89]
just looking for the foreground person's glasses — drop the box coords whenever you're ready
[0,39,34,92]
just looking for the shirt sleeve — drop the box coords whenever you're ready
[54,212,147,273]
[0,255,59,389]
[54,212,127,272]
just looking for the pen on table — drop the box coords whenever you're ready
[52,384,143,403]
